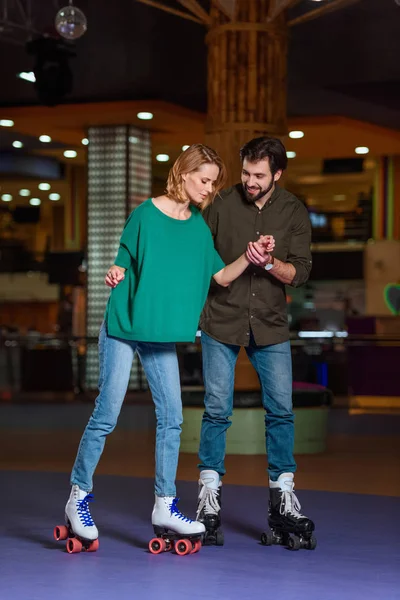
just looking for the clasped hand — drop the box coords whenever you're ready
[246,235,275,267]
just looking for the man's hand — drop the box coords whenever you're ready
[246,235,275,267]
[105,265,126,288]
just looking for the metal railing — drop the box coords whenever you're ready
[0,331,399,400]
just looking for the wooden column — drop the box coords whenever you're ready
[205,0,288,183]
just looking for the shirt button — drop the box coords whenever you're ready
[256,231,260,235]
[252,293,255,296]
[250,315,254,319]
[246,332,250,336]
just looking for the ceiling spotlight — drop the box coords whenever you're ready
[81,138,89,145]
[355,146,369,155]
[156,154,170,163]
[182,145,190,151]
[30,198,41,206]
[1,194,12,202]
[39,135,52,143]
[64,150,77,158]
[0,119,14,127]
[137,112,153,121]
[17,71,36,83]
[286,151,297,159]
[12,141,23,148]
[19,189,31,197]
[289,131,304,139]
[38,183,51,191]
[49,193,61,201]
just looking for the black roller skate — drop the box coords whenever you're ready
[261,473,316,551]
[196,470,224,546]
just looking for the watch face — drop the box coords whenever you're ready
[265,263,273,271]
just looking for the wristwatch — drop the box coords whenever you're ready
[264,255,275,271]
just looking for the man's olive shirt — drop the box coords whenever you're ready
[200,184,312,347]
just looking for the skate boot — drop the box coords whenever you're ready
[53,485,99,554]
[149,496,205,556]
[261,473,316,551]
[196,470,224,546]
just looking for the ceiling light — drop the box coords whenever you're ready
[81,138,89,146]
[289,131,304,139]
[137,112,153,120]
[38,183,51,191]
[29,198,41,206]
[1,194,12,202]
[0,119,14,127]
[19,189,31,197]
[49,193,61,201]
[182,145,190,151]
[64,150,77,158]
[12,141,23,148]
[355,146,369,155]
[17,71,36,83]
[39,135,52,143]
[286,151,296,159]
[156,154,170,162]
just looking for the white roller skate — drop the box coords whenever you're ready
[54,485,99,554]
[149,496,205,556]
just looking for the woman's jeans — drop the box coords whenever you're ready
[71,323,183,496]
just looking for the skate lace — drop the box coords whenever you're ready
[197,485,220,517]
[280,490,306,519]
[77,494,95,527]
[169,498,194,523]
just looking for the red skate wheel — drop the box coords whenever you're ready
[175,539,191,556]
[190,540,201,554]
[87,539,99,552]
[149,537,166,554]
[54,525,69,541]
[67,537,83,554]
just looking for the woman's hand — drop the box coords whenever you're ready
[246,235,275,267]
[258,235,275,253]
[105,265,126,288]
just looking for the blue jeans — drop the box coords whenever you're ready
[198,332,296,481]
[71,323,183,496]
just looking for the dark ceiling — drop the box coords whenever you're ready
[0,0,399,129]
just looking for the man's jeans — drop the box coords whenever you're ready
[198,331,296,481]
[71,323,183,496]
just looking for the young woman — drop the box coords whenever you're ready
[62,144,274,550]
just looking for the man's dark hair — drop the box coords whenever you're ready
[239,136,288,175]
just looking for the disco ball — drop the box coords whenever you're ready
[55,5,87,40]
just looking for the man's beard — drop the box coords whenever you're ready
[242,178,274,204]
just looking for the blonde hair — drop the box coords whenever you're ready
[166,144,227,210]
